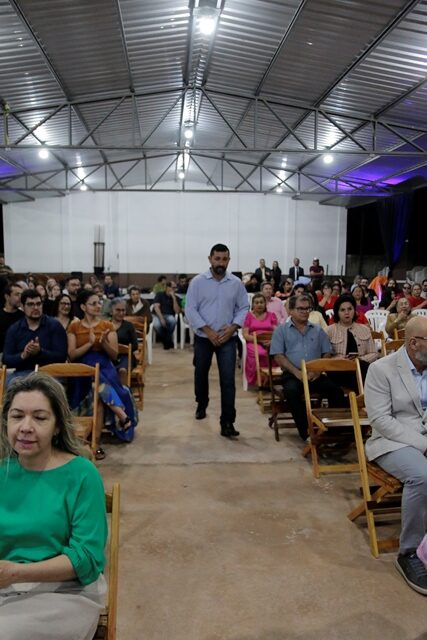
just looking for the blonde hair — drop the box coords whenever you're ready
[0,372,87,460]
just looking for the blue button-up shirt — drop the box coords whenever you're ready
[185,270,249,338]
[404,347,427,410]
[270,318,332,369]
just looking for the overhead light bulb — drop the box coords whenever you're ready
[199,16,216,36]
[323,154,334,164]
[184,128,194,140]
[178,170,185,180]
[281,157,287,167]
[39,148,49,159]
[275,185,283,193]
[80,182,88,191]
[77,167,85,179]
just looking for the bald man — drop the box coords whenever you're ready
[365,316,427,595]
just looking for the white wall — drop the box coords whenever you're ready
[4,192,347,275]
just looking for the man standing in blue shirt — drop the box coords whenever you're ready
[186,244,249,438]
[3,289,67,376]
[270,294,345,441]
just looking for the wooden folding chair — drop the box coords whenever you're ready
[0,365,7,410]
[393,328,405,340]
[370,330,385,356]
[383,339,404,356]
[301,358,366,478]
[37,362,100,454]
[117,343,132,387]
[347,392,401,557]
[128,328,146,410]
[266,353,295,441]
[94,483,120,640]
[253,331,279,413]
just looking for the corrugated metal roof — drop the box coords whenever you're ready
[1,0,427,203]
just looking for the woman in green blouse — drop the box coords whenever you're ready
[0,373,107,640]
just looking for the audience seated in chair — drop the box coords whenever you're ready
[0,283,24,355]
[364,316,427,595]
[0,373,108,640]
[261,282,287,324]
[242,293,277,387]
[110,298,138,385]
[68,290,138,457]
[125,286,152,326]
[152,281,181,350]
[327,294,378,386]
[3,289,67,381]
[385,297,415,338]
[269,294,346,441]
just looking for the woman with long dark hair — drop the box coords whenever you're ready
[68,291,138,454]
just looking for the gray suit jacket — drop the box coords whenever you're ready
[365,346,427,461]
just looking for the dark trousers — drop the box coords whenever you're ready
[193,335,237,426]
[282,372,346,441]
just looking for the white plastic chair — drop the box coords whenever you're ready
[325,309,334,320]
[180,314,194,349]
[365,309,389,334]
[413,308,427,317]
[148,312,179,362]
[238,329,248,391]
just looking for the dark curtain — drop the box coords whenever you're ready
[377,193,412,269]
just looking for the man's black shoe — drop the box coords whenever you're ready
[395,552,427,595]
[195,406,206,420]
[220,423,239,437]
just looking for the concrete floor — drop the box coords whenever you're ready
[100,346,427,640]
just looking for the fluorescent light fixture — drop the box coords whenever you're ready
[281,157,287,167]
[38,148,49,159]
[80,182,88,191]
[77,167,85,179]
[178,152,190,171]
[279,170,286,180]
[199,15,216,35]
[323,154,334,164]
[275,185,283,193]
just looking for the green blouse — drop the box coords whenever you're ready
[0,456,107,585]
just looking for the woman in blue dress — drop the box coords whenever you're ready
[68,291,137,458]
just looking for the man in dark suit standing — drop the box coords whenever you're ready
[254,258,272,285]
[288,257,304,282]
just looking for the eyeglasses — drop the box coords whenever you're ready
[414,336,427,341]
[403,285,411,289]
[295,307,312,312]
[25,301,42,308]
[86,301,101,307]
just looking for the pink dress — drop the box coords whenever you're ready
[243,311,278,386]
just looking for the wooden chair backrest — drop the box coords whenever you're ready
[0,365,6,410]
[394,328,405,340]
[383,339,404,356]
[253,331,274,388]
[117,343,132,387]
[94,483,120,640]
[37,362,100,452]
[301,357,363,428]
[124,315,147,333]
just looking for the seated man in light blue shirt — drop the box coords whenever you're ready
[186,244,249,438]
[270,294,345,441]
[364,316,427,595]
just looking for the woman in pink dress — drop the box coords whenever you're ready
[242,294,278,386]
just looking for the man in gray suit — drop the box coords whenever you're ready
[365,316,427,595]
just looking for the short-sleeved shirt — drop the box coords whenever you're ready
[153,292,175,316]
[270,318,332,369]
[68,319,115,351]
